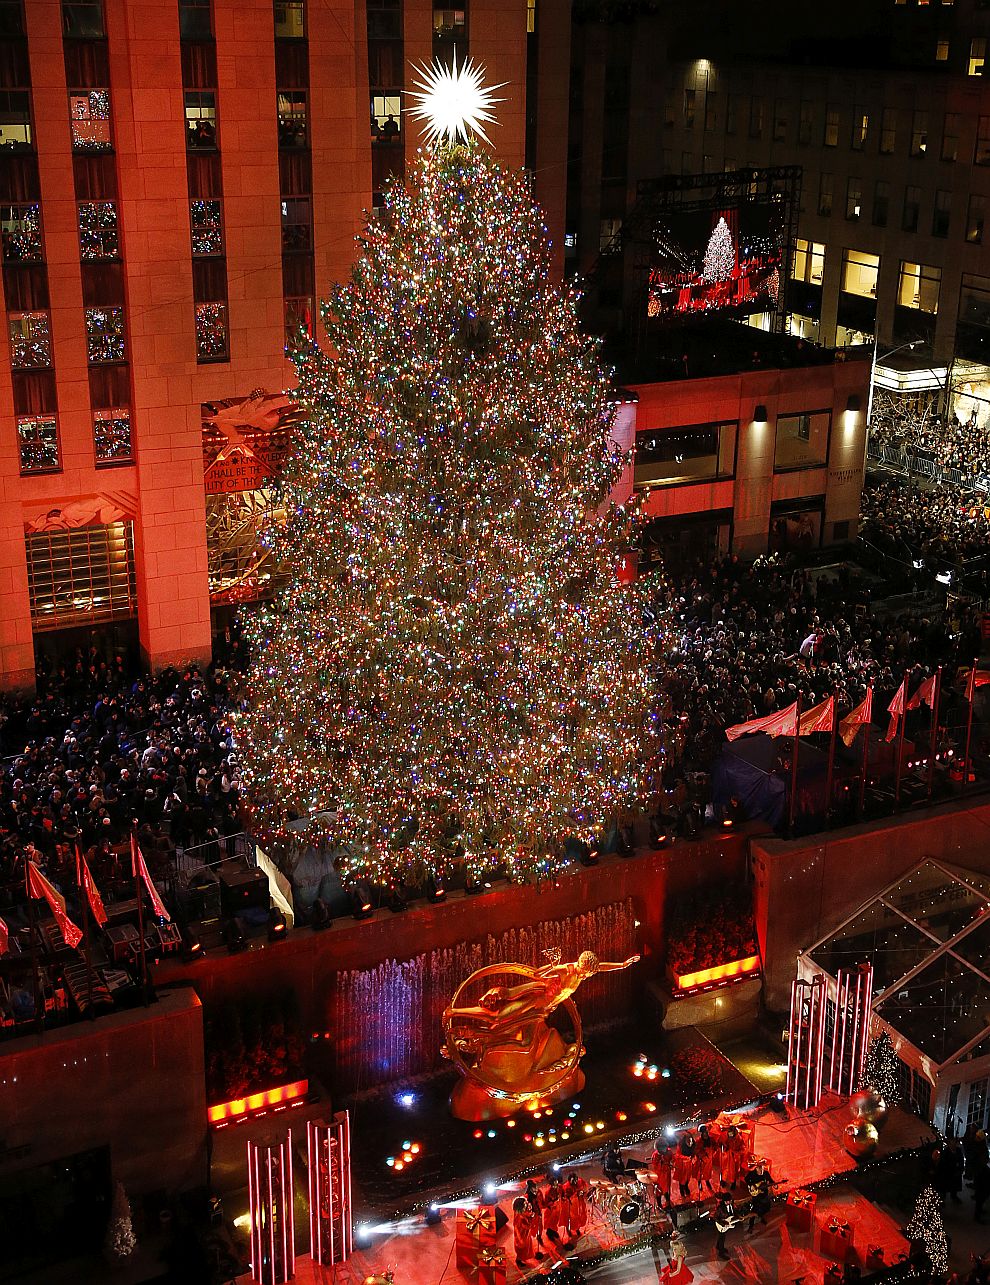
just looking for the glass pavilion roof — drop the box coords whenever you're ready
[806,860,990,1067]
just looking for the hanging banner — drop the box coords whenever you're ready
[76,845,108,927]
[27,861,83,950]
[131,834,171,922]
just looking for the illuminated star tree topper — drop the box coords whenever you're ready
[408,54,505,147]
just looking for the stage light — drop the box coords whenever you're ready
[310,897,332,930]
[356,1222,372,1245]
[665,1125,676,1138]
[661,1067,671,1079]
[579,845,599,867]
[267,906,287,941]
[425,1203,442,1227]
[425,877,446,904]
[465,877,493,896]
[483,1181,497,1199]
[487,1129,496,1139]
[387,886,408,913]
[552,1162,562,1173]
[351,884,375,920]
[397,1091,416,1108]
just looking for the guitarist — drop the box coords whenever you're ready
[744,1156,778,1232]
[714,1183,739,1261]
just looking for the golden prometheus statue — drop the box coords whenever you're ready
[441,948,639,1121]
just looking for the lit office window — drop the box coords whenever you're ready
[17,415,60,474]
[1,202,42,262]
[78,200,119,259]
[8,311,52,368]
[85,307,126,364]
[195,301,228,361]
[190,199,224,256]
[0,89,32,149]
[841,249,880,299]
[69,90,112,151]
[897,261,941,313]
[93,408,133,464]
[969,37,986,77]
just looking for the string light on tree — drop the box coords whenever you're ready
[702,216,735,284]
[905,1185,948,1279]
[859,1031,900,1105]
[237,70,664,890]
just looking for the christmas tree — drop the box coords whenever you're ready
[905,1185,948,1279]
[702,216,735,283]
[238,62,662,889]
[104,1181,136,1263]
[860,1031,900,1104]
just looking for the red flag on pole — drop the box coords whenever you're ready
[27,860,83,949]
[906,675,937,711]
[0,916,8,957]
[840,688,873,747]
[725,700,799,742]
[798,694,835,736]
[131,833,171,922]
[885,679,906,744]
[961,667,990,701]
[76,844,108,927]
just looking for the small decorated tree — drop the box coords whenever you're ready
[702,216,735,283]
[860,1031,900,1104]
[104,1181,137,1263]
[905,1186,948,1280]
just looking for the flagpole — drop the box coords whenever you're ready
[964,657,978,797]
[825,690,838,828]
[789,695,802,837]
[23,857,44,1033]
[132,830,149,1007]
[926,667,942,803]
[76,847,94,1018]
[859,687,872,818]
[895,670,908,809]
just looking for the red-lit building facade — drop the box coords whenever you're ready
[0,0,531,690]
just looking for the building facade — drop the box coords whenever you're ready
[565,0,990,387]
[0,0,530,690]
[611,353,870,562]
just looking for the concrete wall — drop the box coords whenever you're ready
[157,834,748,1031]
[0,988,207,1195]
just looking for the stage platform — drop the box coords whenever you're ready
[237,1100,930,1284]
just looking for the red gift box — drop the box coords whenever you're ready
[462,1247,506,1285]
[785,1189,816,1232]
[455,1206,497,1270]
[866,1245,886,1271]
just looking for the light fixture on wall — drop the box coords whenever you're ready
[754,404,768,425]
[846,394,861,413]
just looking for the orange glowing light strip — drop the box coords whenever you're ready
[208,1078,309,1124]
[673,955,761,992]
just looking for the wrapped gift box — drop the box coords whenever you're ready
[455,1206,497,1270]
[819,1219,855,1263]
[785,1189,816,1232]
[462,1246,506,1285]
[866,1244,886,1271]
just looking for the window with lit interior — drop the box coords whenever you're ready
[774,411,831,471]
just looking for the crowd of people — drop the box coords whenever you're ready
[868,401,990,487]
[649,546,982,829]
[860,477,990,571]
[0,648,243,920]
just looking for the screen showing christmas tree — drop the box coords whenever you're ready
[646,192,784,322]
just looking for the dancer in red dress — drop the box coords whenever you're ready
[565,1172,589,1241]
[672,1131,697,1203]
[540,1176,565,1248]
[721,1124,746,1188]
[650,1139,674,1209]
[695,1123,717,1195]
[512,1196,538,1269]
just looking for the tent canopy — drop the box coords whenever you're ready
[805,859,990,1069]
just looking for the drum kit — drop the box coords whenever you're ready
[589,1170,667,1239]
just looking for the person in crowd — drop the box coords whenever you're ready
[564,1170,589,1242]
[524,1178,547,1255]
[936,1136,965,1204]
[511,1195,540,1269]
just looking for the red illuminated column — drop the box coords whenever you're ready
[247,1133,295,1285]
[785,974,827,1110]
[829,962,874,1096]
[307,1112,353,1266]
